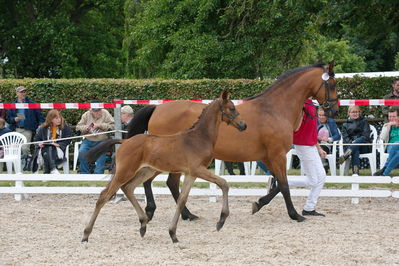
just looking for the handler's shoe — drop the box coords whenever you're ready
[373,167,386,176]
[302,210,325,217]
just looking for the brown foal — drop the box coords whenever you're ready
[82,90,246,243]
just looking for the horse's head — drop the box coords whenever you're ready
[219,90,247,131]
[314,62,338,118]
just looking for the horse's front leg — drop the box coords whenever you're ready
[194,166,230,231]
[167,173,199,221]
[169,174,195,243]
[252,157,305,222]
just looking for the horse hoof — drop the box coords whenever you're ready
[81,238,88,243]
[216,221,225,231]
[182,213,199,221]
[169,231,179,243]
[140,226,147,237]
[296,215,306,222]
[251,202,260,214]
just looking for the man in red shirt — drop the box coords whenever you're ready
[290,99,327,216]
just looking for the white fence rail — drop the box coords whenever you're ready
[0,174,397,204]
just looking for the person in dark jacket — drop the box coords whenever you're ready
[338,106,371,174]
[7,86,44,156]
[31,110,72,174]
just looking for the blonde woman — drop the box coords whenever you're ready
[338,106,371,174]
[31,110,72,174]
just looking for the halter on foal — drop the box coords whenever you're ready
[82,90,246,243]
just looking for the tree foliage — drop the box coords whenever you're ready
[317,0,399,71]
[123,0,370,79]
[1,0,398,79]
[0,0,124,78]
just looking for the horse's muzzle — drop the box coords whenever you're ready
[324,105,338,118]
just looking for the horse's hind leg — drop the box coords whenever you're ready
[167,173,199,221]
[143,172,161,221]
[123,168,158,237]
[252,183,280,214]
[122,182,148,237]
[82,180,121,242]
[169,174,195,243]
[252,157,305,222]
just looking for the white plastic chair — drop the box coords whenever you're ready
[325,140,339,176]
[62,144,70,174]
[339,125,378,175]
[0,132,27,201]
[377,138,389,169]
[0,132,27,174]
[73,139,83,171]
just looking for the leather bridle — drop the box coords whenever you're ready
[218,100,239,125]
[315,65,338,113]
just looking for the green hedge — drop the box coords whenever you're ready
[0,77,396,126]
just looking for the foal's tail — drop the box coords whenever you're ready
[126,105,156,138]
[85,139,123,163]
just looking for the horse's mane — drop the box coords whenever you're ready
[245,62,327,101]
[187,100,216,131]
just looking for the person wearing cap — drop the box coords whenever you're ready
[383,78,399,122]
[76,103,115,174]
[121,105,134,138]
[7,86,44,156]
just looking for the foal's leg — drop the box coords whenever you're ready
[82,179,122,242]
[169,174,195,243]
[121,181,148,237]
[123,167,158,237]
[252,157,305,222]
[166,173,199,221]
[193,166,230,230]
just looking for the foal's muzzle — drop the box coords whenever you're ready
[237,121,247,131]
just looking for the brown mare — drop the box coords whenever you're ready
[125,62,338,223]
[82,90,246,243]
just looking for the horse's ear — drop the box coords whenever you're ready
[221,90,228,101]
[328,61,335,73]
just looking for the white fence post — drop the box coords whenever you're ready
[351,182,360,204]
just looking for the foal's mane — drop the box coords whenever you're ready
[245,62,326,101]
[187,100,217,131]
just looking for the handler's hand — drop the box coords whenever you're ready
[319,149,327,159]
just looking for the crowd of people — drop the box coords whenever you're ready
[1,79,399,179]
[0,86,131,174]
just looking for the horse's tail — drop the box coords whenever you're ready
[126,105,157,138]
[85,139,123,163]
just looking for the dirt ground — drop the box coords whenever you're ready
[1,194,399,265]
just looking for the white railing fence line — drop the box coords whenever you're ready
[0,174,397,204]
